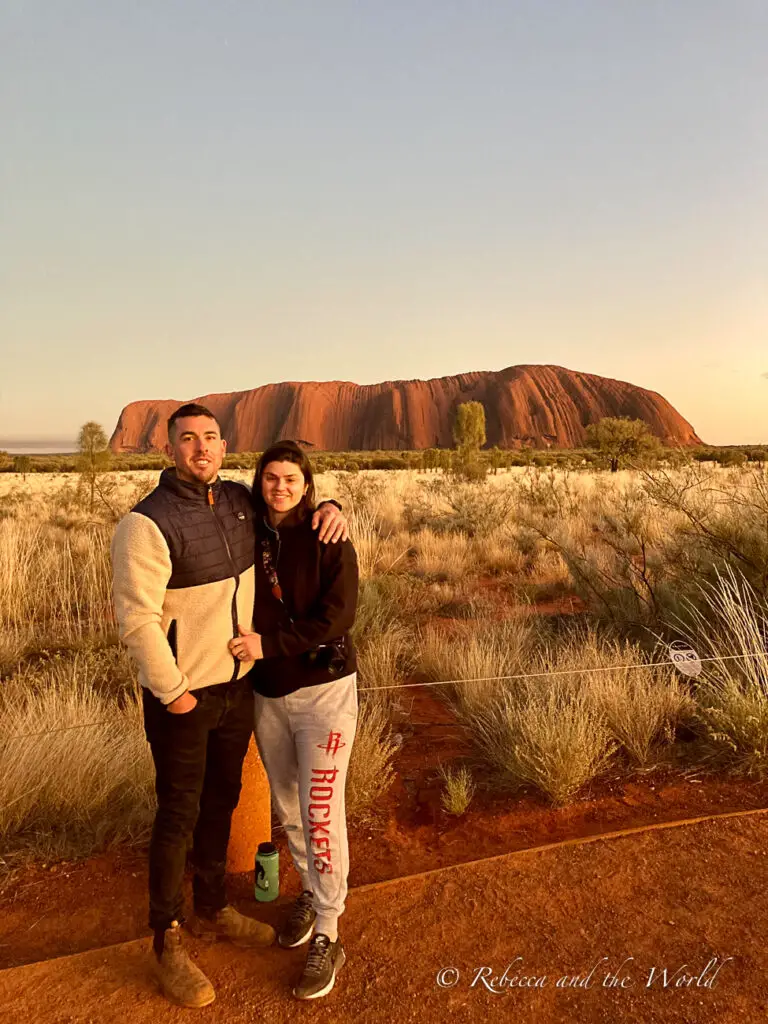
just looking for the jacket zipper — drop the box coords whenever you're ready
[265,518,282,569]
[208,485,241,681]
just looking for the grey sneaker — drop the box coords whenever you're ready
[292,933,346,1000]
[278,890,316,948]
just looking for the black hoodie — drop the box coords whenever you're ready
[249,505,358,698]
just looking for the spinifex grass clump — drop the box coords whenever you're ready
[423,624,693,803]
[548,632,694,767]
[411,528,471,581]
[438,764,475,816]
[469,678,616,806]
[680,568,768,778]
[417,614,533,723]
[0,519,114,650]
[0,652,155,861]
[356,622,415,710]
[345,697,399,820]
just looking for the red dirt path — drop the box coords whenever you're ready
[2,812,768,1024]
[3,689,768,971]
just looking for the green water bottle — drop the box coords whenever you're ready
[254,842,279,902]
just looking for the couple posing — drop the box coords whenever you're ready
[111,403,358,1007]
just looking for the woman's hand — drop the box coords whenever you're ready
[229,625,263,662]
[313,503,349,543]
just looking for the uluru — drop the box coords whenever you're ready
[109,364,701,453]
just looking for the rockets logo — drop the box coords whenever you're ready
[308,767,337,874]
[317,730,345,758]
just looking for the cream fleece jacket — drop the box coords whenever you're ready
[111,512,256,704]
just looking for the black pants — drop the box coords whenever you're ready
[142,677,255,932]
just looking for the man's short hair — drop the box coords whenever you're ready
[167,403,221,441]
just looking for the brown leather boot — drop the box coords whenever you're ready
[189,904,276,948]
[154,921,215,1008]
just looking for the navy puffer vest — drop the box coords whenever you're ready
[133,468,255,589]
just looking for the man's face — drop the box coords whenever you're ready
[166,415,226,485]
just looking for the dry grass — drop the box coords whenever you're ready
[539,632,694,767]
[3,462,768,860]
[0,520,114,650]
[0,652,155,861]
[345,697,399,820]
[420,624,695,801]
[356,623,414,709]
[417,614,533,721]
[412,529,471,580]
[469,678,617,806]
[471,530,529,576]
[438,764,475,816]
[679,568,768,778]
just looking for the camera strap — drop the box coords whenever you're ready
[260,536,291,619]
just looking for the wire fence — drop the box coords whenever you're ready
[4,649,766,741]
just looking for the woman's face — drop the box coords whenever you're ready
[261,459,308,516]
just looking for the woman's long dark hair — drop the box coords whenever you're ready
[252,440,316,520]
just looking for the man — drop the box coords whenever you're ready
[111,403,346,1009]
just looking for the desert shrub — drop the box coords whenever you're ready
[334,474,387,512]
[640,464,768,592]
[508,463,768,630]
[402,477,516,537]
[715,450,748,468]
[451,456,487,483]
[370,456,409,470]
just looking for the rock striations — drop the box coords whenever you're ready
[110,364,701,452]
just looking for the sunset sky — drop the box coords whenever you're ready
[3,1,767,444]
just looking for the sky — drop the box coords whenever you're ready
[3,1,767,445]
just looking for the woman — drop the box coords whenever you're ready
[229,440,358,1002]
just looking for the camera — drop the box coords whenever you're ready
[303,638,347,676]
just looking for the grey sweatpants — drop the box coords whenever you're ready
[253,673,358,939]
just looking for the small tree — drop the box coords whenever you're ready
[13,455,33,478]
[585,417,661,473]
[716,449,748,469]
[453,401,486,452]
[453,401,487,481]
[77,421,111,512]
[437,448,452,474]
[488,445,504,475]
